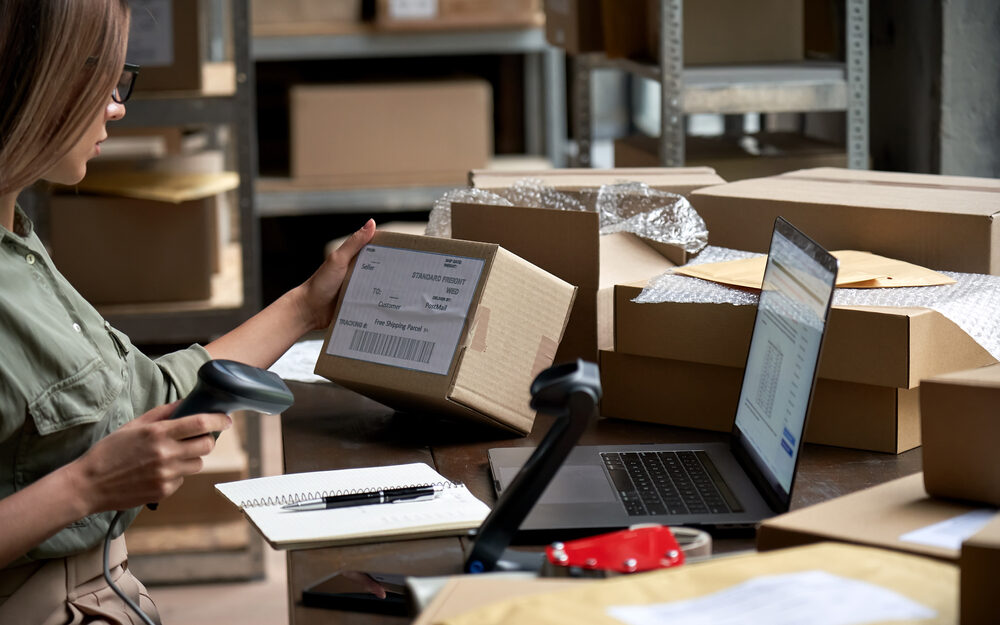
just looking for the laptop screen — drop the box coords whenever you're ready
[732,218,838,510]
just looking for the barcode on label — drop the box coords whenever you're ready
[350,329,435,364]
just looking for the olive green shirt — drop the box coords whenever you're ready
[0,207,211,566]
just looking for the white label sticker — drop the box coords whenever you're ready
[326,245,485,375]
[126,0,174,67]
[387,0,439,20]
[899,509,998,550]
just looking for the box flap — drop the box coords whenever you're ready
[449,247,577,435]
[924,362,1000,387]
[757,473,988,561]
[598,232,676,289]
[452,202,600,288]
[469,167,725,195]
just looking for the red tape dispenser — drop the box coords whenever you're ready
[543,525,687,578]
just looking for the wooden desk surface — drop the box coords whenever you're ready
[281,381,922,625]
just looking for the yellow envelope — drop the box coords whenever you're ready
[674,250,955,290]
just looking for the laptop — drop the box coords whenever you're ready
[488,217,839,539]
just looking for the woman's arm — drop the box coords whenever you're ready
[0,404,232,568]
[204,219,376,368]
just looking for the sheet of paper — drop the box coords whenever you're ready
[606,570,935,625]
[673,250,955,290]
[899,509,998,550]
[268,340,325,383]
[326,244,485,375]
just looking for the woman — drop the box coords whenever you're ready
[0,1,375,622]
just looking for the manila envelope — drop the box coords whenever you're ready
[674,250,956,290]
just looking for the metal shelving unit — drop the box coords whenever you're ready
[572,0,869,169]
[252,26,566,217]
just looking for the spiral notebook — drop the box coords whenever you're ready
[215,463,491,550]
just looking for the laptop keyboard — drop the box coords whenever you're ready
[601,451,745,517]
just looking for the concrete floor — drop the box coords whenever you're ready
[149,414,289,625]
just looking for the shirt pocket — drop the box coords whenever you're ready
[17,360,124,487]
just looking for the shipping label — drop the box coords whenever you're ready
[326,245,485,375]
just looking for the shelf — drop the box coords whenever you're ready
[252,26,549,61]
[256,180,454,217]
[586,58,848,114]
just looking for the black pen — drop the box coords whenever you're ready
[281,485,442,511]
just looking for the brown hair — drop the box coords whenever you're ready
[0,0,130,196]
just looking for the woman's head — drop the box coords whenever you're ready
[0,0,130,195]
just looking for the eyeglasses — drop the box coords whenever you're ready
[112,63,141,104]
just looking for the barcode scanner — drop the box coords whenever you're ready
[107,359,295,625]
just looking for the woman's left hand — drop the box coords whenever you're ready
[297,219,376,331]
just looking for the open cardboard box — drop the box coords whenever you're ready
[614,282,996,390]
[690,168,1000,274]
[469,166,725,199]
[922,363,1000,505]
[314,232,575,435]
[451,203,676,364]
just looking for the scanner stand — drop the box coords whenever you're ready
[302,360,602,614]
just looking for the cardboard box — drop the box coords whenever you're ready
[49,194,217,305]
[252,0,366,36]
[290,81,492,188]
[757,473,998,561]
[690,168,1000,274]
[468,166,725,200]
[314,232,576,434]
[614,133,849,181]
[376,0,541,30]
[601,0,803,65]
[127,0,206,92]
[543,0,604,54]
[922,363,1000,506]
[961,514,1000,625]
[451,204,675,364]
[614,283,996,390]
[599,350,922,453]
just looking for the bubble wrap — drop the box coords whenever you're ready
[595,182,709,254]
[427,179,709,255]
[637,246,1000,362]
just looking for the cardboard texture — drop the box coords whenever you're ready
[451,203,675,364]
[314,232,575,435]
[921,363,1000,506]
[690,167,1000,274]
[413,576,584,625]
[126,0,204,92]
[614,283,996,390]
[375,0,541,30]
[757,473,997,562]
[438,543,956,625]
[599,350,922,453]
[601,0,803,65]
[543,0,604,53]
[614,133,849,181]
[252,0,364,35]
[290,81,492,188]
[468,166,726,199]
[960,514,1000,625]
[49,193,217,305]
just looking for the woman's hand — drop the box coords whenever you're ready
[295,219,376,331]
[66,402,233,514]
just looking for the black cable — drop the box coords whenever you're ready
[104,510,157,625]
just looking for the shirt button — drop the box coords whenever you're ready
[25,253,35,265]
[72,323,82,333]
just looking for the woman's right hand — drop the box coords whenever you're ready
[66,402,233,515]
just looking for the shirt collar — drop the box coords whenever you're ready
[1,205,35,243]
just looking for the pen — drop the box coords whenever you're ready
[282,485,442,511]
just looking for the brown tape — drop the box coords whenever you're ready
[531,336,559,379]
[784,175,1000,195]
[468,306,491,353]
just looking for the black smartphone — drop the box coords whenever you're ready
[301,571,411,616]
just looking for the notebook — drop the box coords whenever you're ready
[215,462,491,550]
[488,217,840,540]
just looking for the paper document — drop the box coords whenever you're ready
[269,340,325,383]
[899,508,998,550]
[606,570,935,625]
[674,250,955,290]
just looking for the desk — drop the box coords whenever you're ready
[281,381,922,625]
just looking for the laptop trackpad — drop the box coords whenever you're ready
[499,465,617,504]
